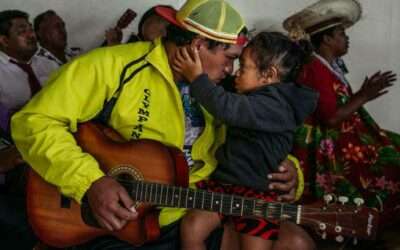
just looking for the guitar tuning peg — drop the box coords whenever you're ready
[353,238,358,245]
[353,197,364,206]
[321,232,327,240]
[338,196,349,205]
[335,235,344,243]
[334,226,342,233]
[323,194,334,204]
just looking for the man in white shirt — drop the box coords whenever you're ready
[0,50,56,113]
[34,10,81,68]
[0,9,55,170]
[0,11,55,114]
[0,9,57,249]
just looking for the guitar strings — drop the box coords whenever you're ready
[120,179,298,207]
[118,179,300,213]
[113,179,365,237]
[301,211,359,215]
[115,178,355,216]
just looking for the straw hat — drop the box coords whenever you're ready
[283,0,362,37]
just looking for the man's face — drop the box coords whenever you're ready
[328,26,349,57]
[198,42,243,83]
[38,14,67,50]
[0,17,37,58]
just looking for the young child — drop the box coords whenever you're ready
[172,31,318,250]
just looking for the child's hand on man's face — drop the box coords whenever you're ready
[172,46,203,83]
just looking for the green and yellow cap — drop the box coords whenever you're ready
[156,0,247,45]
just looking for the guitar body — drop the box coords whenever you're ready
[27,122,188,247]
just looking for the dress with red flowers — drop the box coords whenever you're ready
[293,55,400,227]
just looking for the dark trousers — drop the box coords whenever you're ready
[0,165,37,249]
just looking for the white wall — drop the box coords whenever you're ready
[1,0,399,132]
[0,0,184,50]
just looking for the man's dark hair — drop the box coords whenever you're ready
[310,26,337,50]
[165,24,248,50]
[33,10,56,33]
[0,10,29,36]
[164,24,197,46]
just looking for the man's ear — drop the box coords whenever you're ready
[190,36,207,51]
[322,34,333,46]
[0,35,9,48]
[35,31,42,43]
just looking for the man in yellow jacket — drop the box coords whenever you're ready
[12,0,304,249]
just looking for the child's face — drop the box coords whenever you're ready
[234,47,266,93]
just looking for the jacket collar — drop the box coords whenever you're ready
[145,38,175,88]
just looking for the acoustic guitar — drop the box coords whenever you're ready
[26,122,379,247]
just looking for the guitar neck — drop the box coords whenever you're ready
[128,181,300,223]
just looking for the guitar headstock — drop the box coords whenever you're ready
[116,9,137,29]
[300,197,379,243]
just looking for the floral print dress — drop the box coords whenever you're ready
[293,54,400,226]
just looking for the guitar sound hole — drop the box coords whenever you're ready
[60,194,72,208]
[116,173,135,191]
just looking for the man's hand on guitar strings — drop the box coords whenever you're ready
[86,176,138,231]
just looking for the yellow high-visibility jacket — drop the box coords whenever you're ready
[11,38,226,226]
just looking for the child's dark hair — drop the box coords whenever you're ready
[247,31,312,82]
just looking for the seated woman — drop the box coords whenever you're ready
[284,0,400,227]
